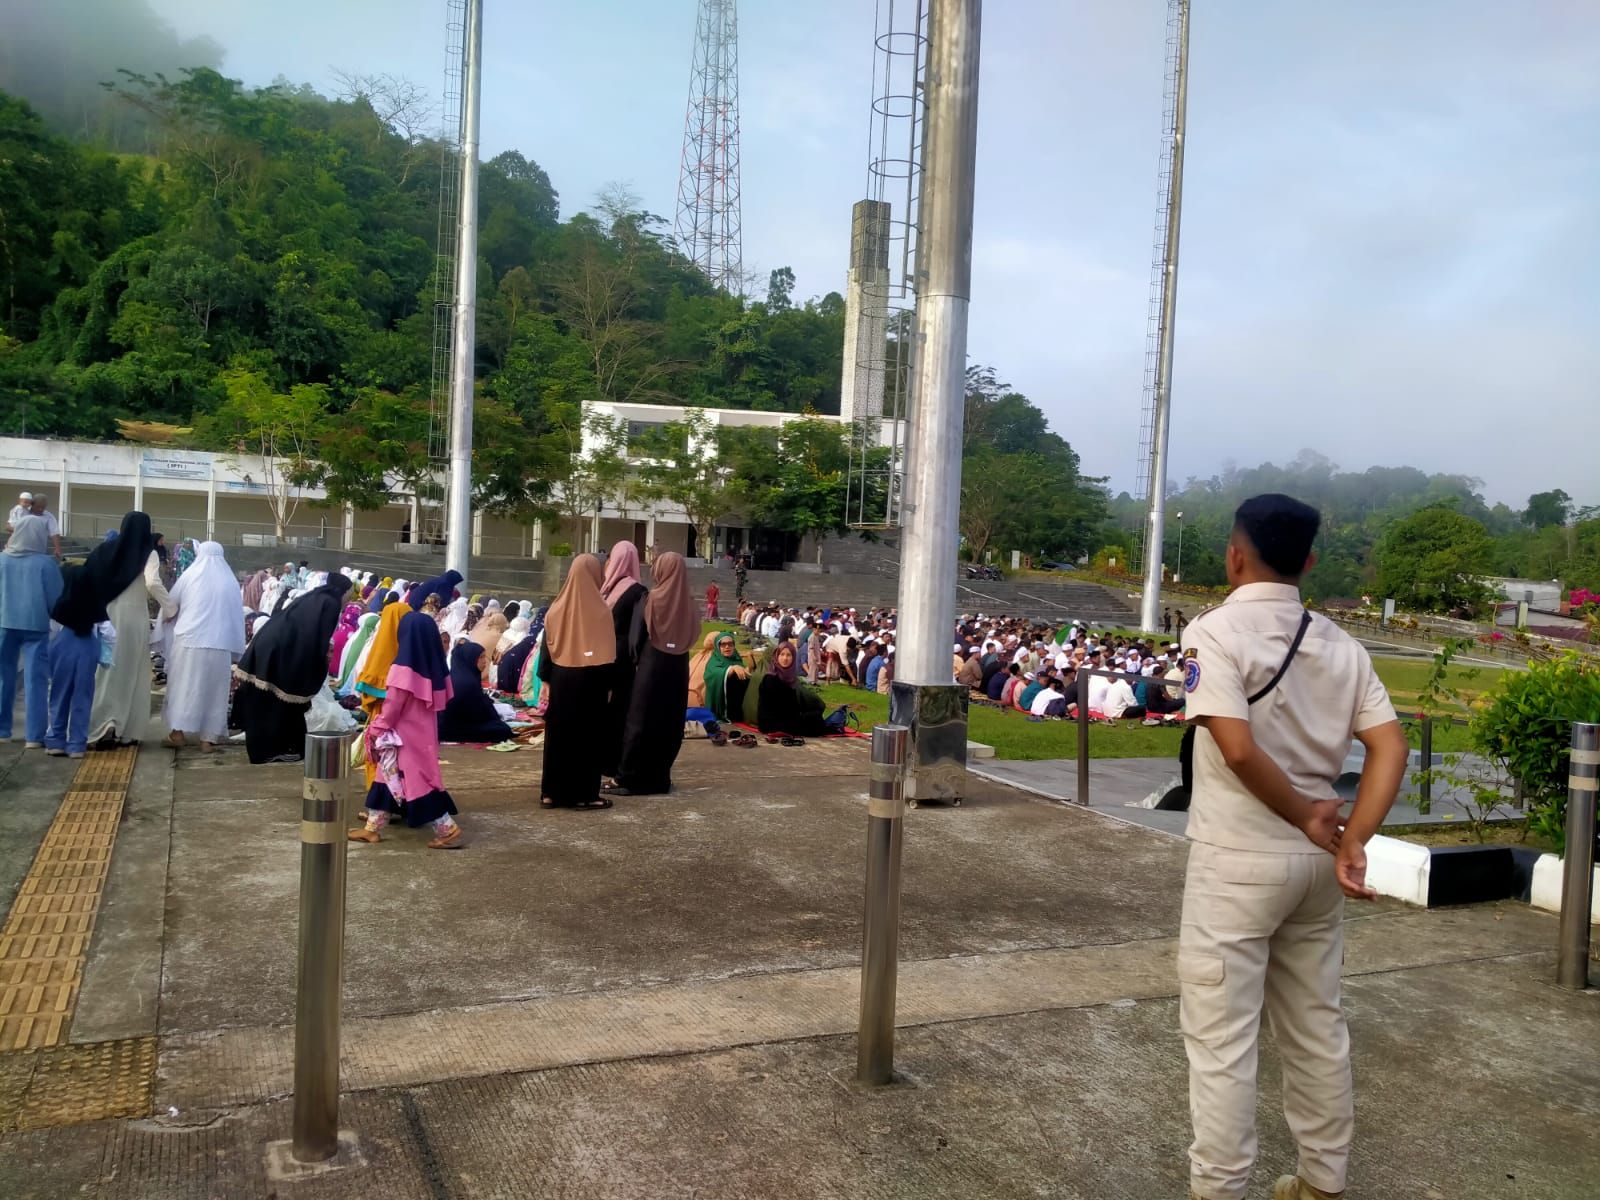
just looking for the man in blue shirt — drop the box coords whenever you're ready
[0,516,64,746]
[863,643,886,692]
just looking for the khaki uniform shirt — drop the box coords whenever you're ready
[1180,582,1395,853]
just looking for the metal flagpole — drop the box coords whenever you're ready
[445,0,483,578]
[888,0,981,805]
[1138,0,1190,635]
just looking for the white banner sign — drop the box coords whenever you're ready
[140,450,213,481]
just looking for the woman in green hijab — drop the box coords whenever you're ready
[702,631,750,723]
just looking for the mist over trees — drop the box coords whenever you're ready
[1099,450,1600,608]
[0,0,223,146]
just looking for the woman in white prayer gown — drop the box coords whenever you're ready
[89,512,175,746]
[159,541,245,750]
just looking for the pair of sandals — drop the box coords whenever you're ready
[540,796,613,810]
[764,735,805,747]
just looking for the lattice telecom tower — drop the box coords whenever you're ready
[1133,0,1190,620]
[422,0,471,544]
[675,0,743,292]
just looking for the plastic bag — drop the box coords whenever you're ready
[306,686,357,733]
[94,620,116,668]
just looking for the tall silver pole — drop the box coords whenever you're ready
[1138,0,1190,635]
[858,724,909,1084]
[1557,722,1598,990]
[292,731,353,1162]
[895,0,980,686]
[445,0,483,579]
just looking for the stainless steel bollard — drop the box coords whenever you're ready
[1556,722,1598,990]
[1075,672,1091,806]
[293,730,354,1161]
[858,724,909,1085]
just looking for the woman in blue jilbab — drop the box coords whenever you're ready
[608,551,699,796]
[437,642,513,744]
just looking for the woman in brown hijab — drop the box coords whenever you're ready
[537,555,617,809]
[608,552,700,796]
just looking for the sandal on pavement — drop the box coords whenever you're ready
[347,828,381,843]
[577,797,614,809]
[710,731,728,746]
[161,733,185,749]
[782,736,805,747]
[427,827,464,849]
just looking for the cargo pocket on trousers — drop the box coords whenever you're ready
[1178,948,1227,1048]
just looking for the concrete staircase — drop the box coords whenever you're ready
[69,532,1137,627]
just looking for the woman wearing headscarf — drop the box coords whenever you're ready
[438,642,513,744]
[173,538,197,579]
[500,607,544,698]
[438,596,470,643]
[88,511,172,747]
[230,574,350,764]
[495,614,529,659]
[354,599,408,721]
[537,555,616,809]
[365,586,391,615]
[609,552,699,796]
[598,540,647,780]
[687,631,719,709]
[327,603,363,675]
[702,631,751,725]
[334,611,380,695]
[349,610,462,849]
[45,560,106,758]
[470,609,509,666]
[241,569,269,612]
[753,641,831,737]
[158,541,245,751]
[0,516,64,747]
[406,570,462,612]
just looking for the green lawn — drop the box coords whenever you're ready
[707,622,1497,761]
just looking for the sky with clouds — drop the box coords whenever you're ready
[149,0,1600,507]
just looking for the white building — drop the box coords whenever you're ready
[0,401,899,564]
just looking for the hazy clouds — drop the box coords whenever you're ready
[65,1,1600,505]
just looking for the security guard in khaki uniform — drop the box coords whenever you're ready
[1178,495,1409,1200]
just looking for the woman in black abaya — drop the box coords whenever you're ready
[597,541,647,778]
[438,642,513,744]
[231,574,350,763]
[537,556,616,809]
[610,552,699,796]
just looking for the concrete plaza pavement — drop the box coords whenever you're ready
[0,729,1597,1197]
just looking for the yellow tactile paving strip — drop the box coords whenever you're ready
[0,746,154,1131]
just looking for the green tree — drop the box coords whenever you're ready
[630,410,743,559]
[1524,489,1572,530]
[197,368,325,536]
[1374,507,1495,613]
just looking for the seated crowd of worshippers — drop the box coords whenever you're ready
[726,601,1185,725]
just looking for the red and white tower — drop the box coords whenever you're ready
[675,0,743,292]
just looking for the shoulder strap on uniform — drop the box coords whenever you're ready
[1247,611,1313,706]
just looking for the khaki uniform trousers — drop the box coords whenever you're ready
[1179,842,1351,1200]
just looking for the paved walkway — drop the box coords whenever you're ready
[0,730,1596,1198]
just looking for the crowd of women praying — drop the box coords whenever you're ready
[1,514,788,850]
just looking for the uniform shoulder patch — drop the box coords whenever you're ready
[1183,659,1202,693]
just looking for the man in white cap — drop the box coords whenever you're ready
[7,492,32,533]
